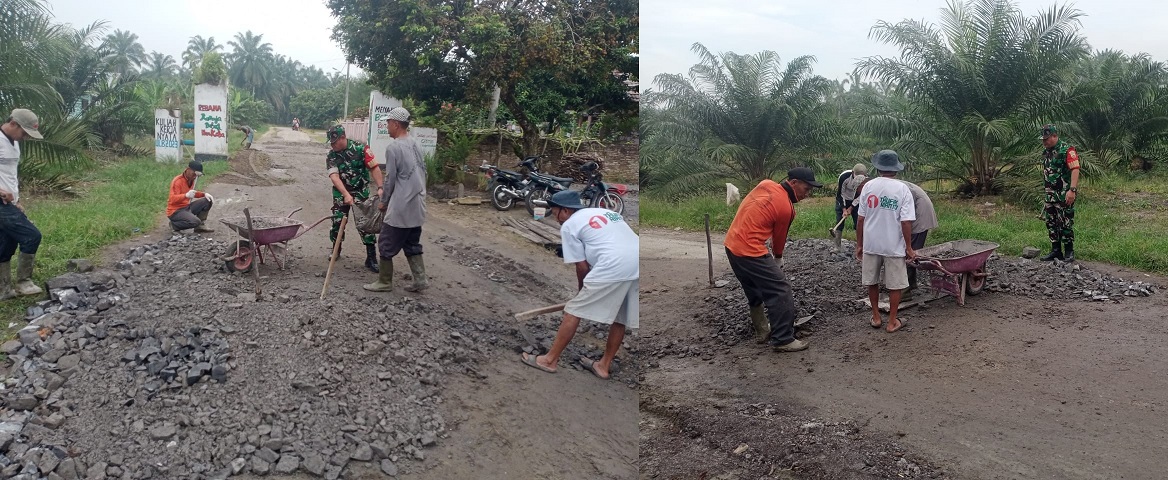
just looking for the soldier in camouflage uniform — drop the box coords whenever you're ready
[1039,124,1081,262]
[326,125,385,272]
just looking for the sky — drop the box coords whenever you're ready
[641,0,1168,90]
[43,0,354,75]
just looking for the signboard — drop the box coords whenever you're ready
[154,109,181,162]
[368,91,403,166]
[412,127,438,161]
[194,83,228,161]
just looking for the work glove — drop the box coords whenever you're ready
[205,193,214,204]
[185,190,196,199]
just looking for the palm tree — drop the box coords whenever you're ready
[102,29,147,76]
[142,51,177,80]
[644,42,839,197]
[182,35,222,70]
[227,31,274,96]
[1062,50,1168,170]
[854,0,1089,194]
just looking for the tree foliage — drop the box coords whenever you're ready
[642,43,840,197]
[327,0,639,157]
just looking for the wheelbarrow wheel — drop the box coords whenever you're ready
[966,267,986,295]
[224,240,254,273]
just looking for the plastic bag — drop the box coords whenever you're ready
[353,195,385,235]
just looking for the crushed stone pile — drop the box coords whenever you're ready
[0,234,511,479]
[643,238,1160,357]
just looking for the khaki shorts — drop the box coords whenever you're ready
[564,279,639,329]
[862,253,909,290]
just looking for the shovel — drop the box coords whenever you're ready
[829,216,848,248]
[513,303,567,351]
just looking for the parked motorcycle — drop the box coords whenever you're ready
[578,161,627,215]
[479,161,532,211]
[522,157,575,217]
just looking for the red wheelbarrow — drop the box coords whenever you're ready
[910,239,1000,306]
[219,207,330,272]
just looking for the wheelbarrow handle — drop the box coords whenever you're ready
[910,257,954,276]
[285,207,304,218]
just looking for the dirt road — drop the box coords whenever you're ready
[1,128,636,479]
[639,228,1168,479]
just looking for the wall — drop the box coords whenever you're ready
[465,134,639,184]
[193,83,228,161]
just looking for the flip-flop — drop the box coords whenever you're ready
[520,352,556,373]
[578,357,610,380]
[870,319,883,329]
[887,318,907,333]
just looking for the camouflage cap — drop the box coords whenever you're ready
[326,125,346,143]
[1040,124,1058,139]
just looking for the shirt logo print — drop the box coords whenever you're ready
[588,215,609,229]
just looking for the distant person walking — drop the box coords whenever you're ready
[1039,124,1080,261]
[855,150,916,332]
[0,109,46,300]
[723,167,822,352]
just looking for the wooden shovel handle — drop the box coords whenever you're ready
[513,303,567,321]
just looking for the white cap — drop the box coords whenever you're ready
[387,107,410,122]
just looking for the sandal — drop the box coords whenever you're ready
[520,352,556,373]
[579,357,610,380]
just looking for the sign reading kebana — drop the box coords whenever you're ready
[193,83,228,161]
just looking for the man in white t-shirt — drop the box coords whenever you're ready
[856,150,916,333]
[0,109,46,300]
[521,190,638,380]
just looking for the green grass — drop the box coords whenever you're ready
[643,179,1168,275]
[0,157,228,328]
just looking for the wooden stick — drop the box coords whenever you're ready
[705,213,714,287]
[321,213,347,299]
[514,303,567,322]
[243,208,262,299]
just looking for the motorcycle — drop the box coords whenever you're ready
[578,161,627,215]
[479,161,532,211]
[521,157,575,217]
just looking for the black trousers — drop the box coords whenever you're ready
[378,224,422,259]
[725,248,796,346]
[907,230,929,289]
[168,198,212,231]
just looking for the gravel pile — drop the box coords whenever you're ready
[643,238,1160,355]
[0,234,503,479]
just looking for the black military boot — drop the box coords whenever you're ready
[364,244,380,273]
[1039,241,1063,261]
[1062,242,1075,262]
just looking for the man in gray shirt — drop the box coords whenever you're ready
[900,180,938,299]
[364,107,429,293]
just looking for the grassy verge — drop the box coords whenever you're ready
[0,157,228,329]
[642,177,1168,276]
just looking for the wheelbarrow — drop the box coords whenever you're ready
[910,239,1000,306]
[219,207,330,272]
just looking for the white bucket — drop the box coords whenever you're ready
[533,207,546,220]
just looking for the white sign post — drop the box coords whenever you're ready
[194,83,229,161]
[368,91,403,166]
[412,127,438,162]
[154,109,181,162]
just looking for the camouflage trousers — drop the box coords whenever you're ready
[330,190,376,246]
[1043,201,1075,244]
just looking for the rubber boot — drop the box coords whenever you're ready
[362,258,393,292]
[364,244,379,273]
[749,305,769,344]
[194,211,215,233]
[404,255,429,292]
[0,262,15,301]
[1063,242,1075,262]
[1039,241,1063,261]
[14,253,42,296]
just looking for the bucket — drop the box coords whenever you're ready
[533,207,546,220]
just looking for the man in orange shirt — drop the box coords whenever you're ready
[724,167,821,352]
[167,160,215,233]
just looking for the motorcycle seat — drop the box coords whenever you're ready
[533,173,574,183]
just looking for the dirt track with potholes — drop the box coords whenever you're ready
[0,128,637,479]
[638,228,1168,479]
